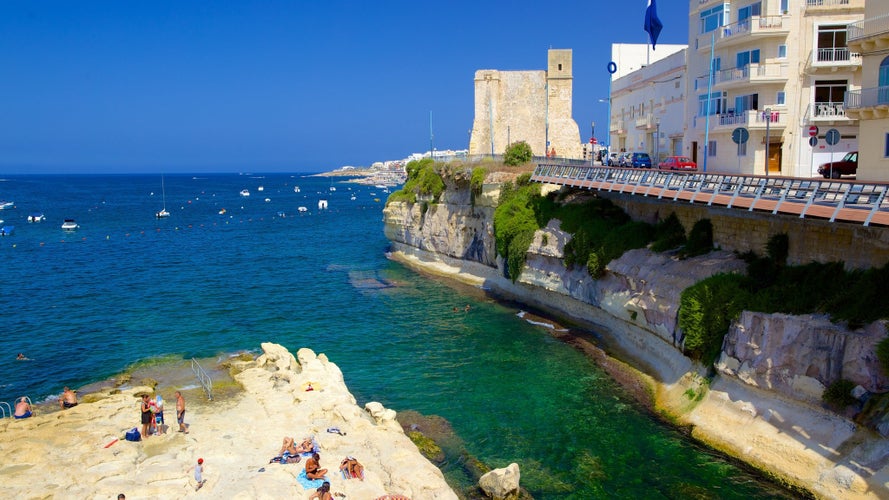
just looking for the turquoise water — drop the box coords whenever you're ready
[0,174,795,498]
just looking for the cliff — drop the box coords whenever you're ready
[383,173,889,499]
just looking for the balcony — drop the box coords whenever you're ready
[610,119,627,134]
[810,47,862,71]
[635,115,653,129]
[695,63,789,90]
[848,13,889,54]
[804,102,855,123]
[697,16,789,52]
[805,0,864,11]
[711,109,786,132]
[844,86,889,119]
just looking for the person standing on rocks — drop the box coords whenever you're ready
[140,394,152,439]
[175,391,188,433]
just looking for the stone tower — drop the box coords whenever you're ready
[469,49,581,159]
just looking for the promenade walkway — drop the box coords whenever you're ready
[531,162,889,227]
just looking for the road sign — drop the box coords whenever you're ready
[808,125,819,137]
[809,136,818,147]
[731,127,749,144]
[825,128,840,146]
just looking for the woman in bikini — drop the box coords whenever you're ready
[308,481,332,500]
[305,452,328,480]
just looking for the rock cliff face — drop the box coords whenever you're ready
[383,175,889,499]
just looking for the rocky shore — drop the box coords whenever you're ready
[382,174,889,499]
[0,344,457,499]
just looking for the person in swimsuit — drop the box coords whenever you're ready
[305,452,328,480]
[339,456,364,480]
[140,394,152,439]
[14,397,32,419]
[308,481,332,500]
[60,387,77,409]
[175,391,188,433]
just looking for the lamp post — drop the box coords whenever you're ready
[655,117,661,165]
[764,107,771,178]
[591,121,595,165]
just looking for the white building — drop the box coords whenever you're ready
[609,46,688,163]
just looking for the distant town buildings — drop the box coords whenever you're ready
[469,49,582,159]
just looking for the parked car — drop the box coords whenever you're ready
[607,152,620,166]
[817,151,857,179]
[617,152,633,167]
[630,152,652,168]
[658,156,697,171]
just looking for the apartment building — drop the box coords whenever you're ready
[685,0,864,176]
[610,47,688,163]
[845,1,889,181]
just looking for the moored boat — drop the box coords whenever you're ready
[61,219,79,231]
[240,189,250,197]
[28,212,45,222]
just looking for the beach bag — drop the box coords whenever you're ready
[125,428,141,442]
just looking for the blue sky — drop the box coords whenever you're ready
[1,1,688,173]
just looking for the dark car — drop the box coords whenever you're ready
[630,152,652,168]
[658,156,697,171]
[817,151,857,179]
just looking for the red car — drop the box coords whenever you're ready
[658,156,697,171]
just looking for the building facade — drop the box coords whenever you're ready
[469,49,581,159]
[682,0,864,176]
[610,47,688,164]
[845,1,889,181]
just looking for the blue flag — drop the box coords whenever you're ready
[644,0,663,50]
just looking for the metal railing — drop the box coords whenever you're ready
[0,401,11,419]
[191,358,213,401]
[806,101,848,119]
[848,13,889,42]
[815,47,861,64]
[531,163,889,226]
[845,86,889,109]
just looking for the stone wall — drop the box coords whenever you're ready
[596,191,889,270]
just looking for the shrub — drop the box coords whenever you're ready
[650,213,686,252]
[587,250,605,278]
[388,158,445,205]
[504,141,533,166]
[823,379,857,408]
[766,233,789,266]
[493,181,540,280]
[506,229,536,281]
[470,167,487,196]
[680,218,713,257]
[678,273,749,364]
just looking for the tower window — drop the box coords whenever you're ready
[558,64,562,71]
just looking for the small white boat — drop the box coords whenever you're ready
[258,186,264,192]
[218,208,227,215]
[318,199,328,209]
[350,195,356,201]
[240,189,250,197]
[329,186,336,192]
[0,201,13,210]
[61,219,79,231]
[28,212,45,222]
[297,206,308,213]
[264,198,271,202]
[277,211,286,218]
[156,175,170,218]
[294,186,300,193]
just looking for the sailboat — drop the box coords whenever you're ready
[156,175,170,218]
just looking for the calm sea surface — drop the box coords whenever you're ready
[0,173,795,498]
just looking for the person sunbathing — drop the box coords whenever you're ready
[339,456,364,480]
[305,452,328,480]
[280,436,313,456]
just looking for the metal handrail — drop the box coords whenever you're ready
[191,358,213,401]
[0,401,10,419]
[530,163,889,227]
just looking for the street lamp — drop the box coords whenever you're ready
[655,117,661,165]
[590,121,595,165]
[764,107,771,178]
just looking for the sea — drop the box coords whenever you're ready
[0,173,798,499]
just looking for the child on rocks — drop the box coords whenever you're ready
[190,458,206,491]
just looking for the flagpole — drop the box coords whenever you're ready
[703,32,715,173]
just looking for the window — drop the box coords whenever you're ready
[816,24,849,62]
[735,93,759,113]
[778,45,787,59]
[708,140,717,157]
[700,5,726,34]
[781,0,788,12]
[880,56,889,105]
[814,79,847,104]
[777,91,786,106]
[698,92,726,116]
[885,133,889,158]
[736,49,761,68]
[738,2,761,23]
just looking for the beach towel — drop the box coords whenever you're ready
[296,469,328,490]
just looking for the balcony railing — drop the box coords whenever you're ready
[635,115,652,129]
[697,16,787,50]
[848,13,889,42]
[845,86,889,109]
[701,62,788,87]
[807,101,847,119]
[715,109,784,128]
[806,0,862,8]
[814,47,861,64]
